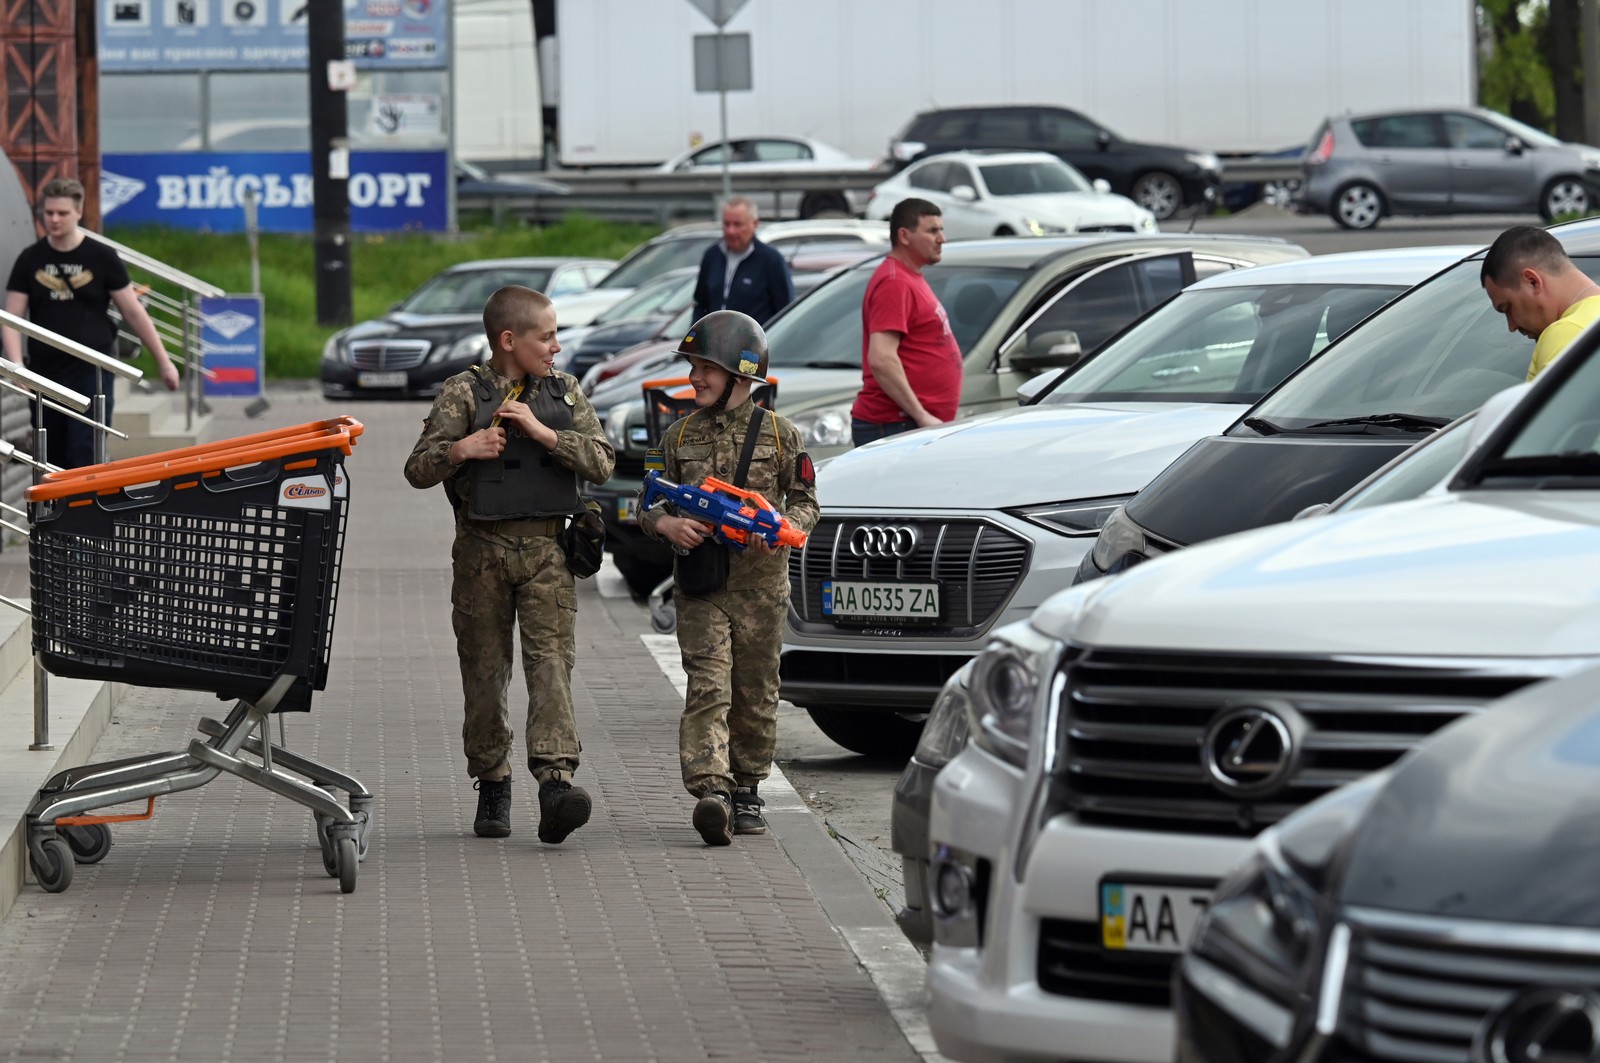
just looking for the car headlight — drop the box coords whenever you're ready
[1137,209,1159,232]
[1582,149,1600,170]
[1024,217,1070,236]
[440,332,489,364]
[913,662,975,768]
[790,403,853,448]
[1014,495,1132,537]
[604,403,633,451]
[1089,505,1148,571]
[1187,151,1222,173]
[963,621,1060,769]
[1190,773,1384,996]
[321,334,343,363]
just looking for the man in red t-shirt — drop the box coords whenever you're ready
[851,198,962,446]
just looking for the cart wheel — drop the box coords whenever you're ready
[64,824,112,865]
[316,816,339,878]
[31,836,73,893]
[350,796,374,861]
[335,837,358,894]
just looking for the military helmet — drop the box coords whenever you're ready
[676,310,769,382]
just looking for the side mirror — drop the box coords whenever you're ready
[951,184,978,202]
[1009,330,1084,375]
[1096,130,1112,151]
[1505,135,1526,156]
[389,301,403,312]
[1292,503,1331,521]
[1092,178,1112,194]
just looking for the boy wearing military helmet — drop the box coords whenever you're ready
[405,285,615,845]
[638,310,821,845]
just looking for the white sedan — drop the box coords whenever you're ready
[866,150,1158,239]
[657,134,880,218]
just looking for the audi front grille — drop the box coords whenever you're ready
[348,339,432,370]
[1052,650,1552,835]
[1333,909,1600,1063]
[787,517,1030,633]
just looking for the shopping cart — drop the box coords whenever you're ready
[637,377,779,633]
[23,417,372,894]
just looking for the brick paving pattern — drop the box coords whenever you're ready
[0,393,917,1062]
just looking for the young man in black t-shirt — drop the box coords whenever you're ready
[2,178,180,468]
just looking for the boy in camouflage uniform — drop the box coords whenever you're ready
[405,286,615,844]
[638,310,820,846]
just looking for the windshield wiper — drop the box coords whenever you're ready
[1297,412,1453,433]
[1476,451,1600,482]
[1241,416,1284,436]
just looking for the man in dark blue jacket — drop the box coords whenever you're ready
[692,196,795,325]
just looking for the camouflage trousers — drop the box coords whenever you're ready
[451,527,581,784]
[676,582,787,797]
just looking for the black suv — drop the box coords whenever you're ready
[888,104,1222,220]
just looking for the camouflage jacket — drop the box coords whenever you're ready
[638,399,820,591]
[403,366,615,521]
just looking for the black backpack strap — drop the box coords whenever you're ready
[733,406,766,488]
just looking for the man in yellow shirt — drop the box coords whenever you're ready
[1482,224,1600,380]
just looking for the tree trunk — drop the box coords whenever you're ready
[1586,0,1600,144]
[1551,0,1585,141]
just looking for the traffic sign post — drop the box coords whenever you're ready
[685,0,753,210]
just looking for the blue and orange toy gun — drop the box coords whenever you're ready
[641,471,808,552]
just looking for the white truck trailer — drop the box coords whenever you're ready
[552,0,1476,165]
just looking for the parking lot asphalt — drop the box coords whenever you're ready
[0,388,940,1062]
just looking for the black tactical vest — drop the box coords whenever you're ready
[465,370,584,520]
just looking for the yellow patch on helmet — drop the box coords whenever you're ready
[738,357,759,376]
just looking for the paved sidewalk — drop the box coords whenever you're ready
[0,390,924,1062]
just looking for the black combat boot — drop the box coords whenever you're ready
[474,777,512,838]
[733,786,766,835]
[693,790,734,846]
[537,778,592,844]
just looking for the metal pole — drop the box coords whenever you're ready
[718,22,730,210]
[92,381,107,466]
[181,293,196,430]
[30,397,51,751]
[243,189,262,295]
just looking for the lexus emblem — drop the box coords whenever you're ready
[849,524,920,559]
[1200,705,1303,796]
[1475,987,1600,1063]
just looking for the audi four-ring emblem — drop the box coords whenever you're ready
[849,524,920,558]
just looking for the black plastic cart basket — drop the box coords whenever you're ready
[23,418,372,894]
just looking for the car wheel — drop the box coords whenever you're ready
[1542,177,1591,221]
[1261,178,1301,209]
[614,551,673,599]
[805,706,924,760]
[1331,181,1383,230]
[799,191,852,219]
[1131,171,1184,220]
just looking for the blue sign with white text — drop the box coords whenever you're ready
[101,150,448,232]
[200,294,264,397]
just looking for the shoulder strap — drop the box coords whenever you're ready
[734,406,766,488]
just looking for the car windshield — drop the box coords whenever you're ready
[1474,343,1600,486]
[1245,257,1600,429]
[598,236,714,290]
[980,159,1092,196]
[402,267,553,314]
[765,260,1024,369]
[1484,110,1565,149]
[596,273,696,325]
[1037,282,1403,405]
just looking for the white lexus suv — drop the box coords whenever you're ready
[924,306,1600,1060]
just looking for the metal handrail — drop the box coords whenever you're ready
[83,231,225,298]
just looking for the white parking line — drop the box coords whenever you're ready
[638,632,944,1062]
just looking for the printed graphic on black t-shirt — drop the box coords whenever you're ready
[6,236,131,364]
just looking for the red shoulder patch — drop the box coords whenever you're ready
[797,452,815,488]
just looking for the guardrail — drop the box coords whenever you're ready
[459,159,1306,225]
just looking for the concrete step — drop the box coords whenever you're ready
[110,384,213,460]
[0,607,125,922]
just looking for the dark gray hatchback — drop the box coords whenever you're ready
[1078,217,1600,585]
